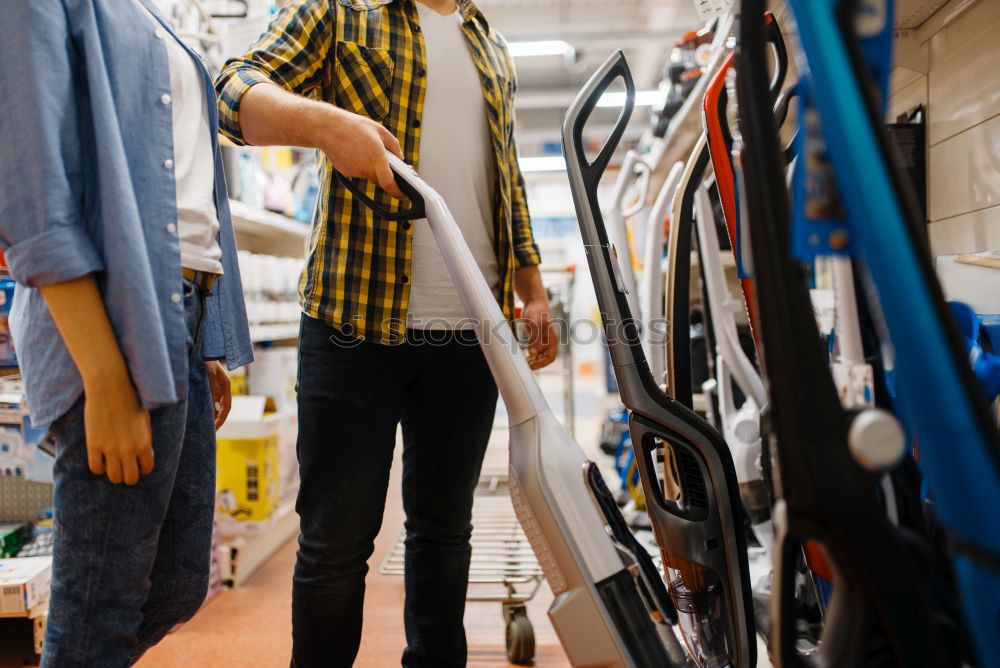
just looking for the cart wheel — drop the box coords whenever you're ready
[505,605,535,665]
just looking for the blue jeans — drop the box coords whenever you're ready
[42,279,216,667]
[292,316,498,667]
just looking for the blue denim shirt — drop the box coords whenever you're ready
[0,1,253,428]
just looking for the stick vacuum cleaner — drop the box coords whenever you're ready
[336,153,689,667]
[563,52,756,668]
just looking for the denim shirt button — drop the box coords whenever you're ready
[163,159,174,170]
[161,94,172,105]
[154,28,166,40]
[166,223,177,234]
[170,292,181,304]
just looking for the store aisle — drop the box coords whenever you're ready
[139,417,572,668]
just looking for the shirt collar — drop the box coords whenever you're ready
[336,0,489,32]
[456,0,489,29]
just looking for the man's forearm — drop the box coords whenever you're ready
[234,82,408,199]
[514,265,547,304]
[237,82,331,149]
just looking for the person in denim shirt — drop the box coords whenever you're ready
[0,2,253,665]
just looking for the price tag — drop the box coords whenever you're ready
[691,0,732,21]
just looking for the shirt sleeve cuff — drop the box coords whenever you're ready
[514,243,542,269]
[5,225,104,287]
[215,67,275,146]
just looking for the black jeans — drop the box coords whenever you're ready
[292,315,498,667]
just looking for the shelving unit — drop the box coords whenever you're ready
[249,324,300,344]
[645,10,737,188]
[229,199,309,258]
[219,500,299,588]
[0,593,49,657]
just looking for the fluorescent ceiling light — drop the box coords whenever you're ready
[508,40,573,58]
[596,90,664,108]
[519,156,567,173]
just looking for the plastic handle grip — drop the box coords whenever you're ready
[333,168,427,221]
[764,10,789,98]
[570,50,636,194]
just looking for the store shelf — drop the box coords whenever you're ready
[249,323,300,343]
[229,200,309,241]
[220,500,299,588]
[646,10,736,190]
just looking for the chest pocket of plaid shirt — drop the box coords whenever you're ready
[335,41,394,121]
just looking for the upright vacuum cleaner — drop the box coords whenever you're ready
[336,153,690,667]
[564,52,756,668]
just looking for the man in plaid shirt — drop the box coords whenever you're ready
[216,0,557,664]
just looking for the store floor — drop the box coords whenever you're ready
[137,372,591,667]
[136,454,569,668]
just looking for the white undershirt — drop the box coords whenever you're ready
[406,3,498,329]
[135,0,223,275]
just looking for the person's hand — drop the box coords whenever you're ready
[83,375,153,485]
[317,106,408,200]
[205,361,232,430]
[520,297,559,370]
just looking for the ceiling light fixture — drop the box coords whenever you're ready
[596,90,664,108]
[518,156,567,173]
[508,40,573,58]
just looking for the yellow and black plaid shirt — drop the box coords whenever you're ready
[216,0,540,344]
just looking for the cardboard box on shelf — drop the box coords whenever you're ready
[0,556,51,616]
[216,397,287,535]
[230,366,250,397]
[0,392,54,484]
[247,347,297,412]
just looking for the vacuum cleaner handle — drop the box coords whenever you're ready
[773,84,802,161]
[764,10,788,99]
[333,166,428,221]
[567,50,635,200]
[621,158,652,218]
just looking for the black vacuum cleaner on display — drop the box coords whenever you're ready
[562,52,756,668]
[335,155,693,667]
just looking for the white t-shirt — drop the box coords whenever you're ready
[135,1,224,275]
[406,3,498,329]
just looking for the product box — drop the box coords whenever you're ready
[0,556,51,616]
[0,396,54,483]
[247,347,297,412]
[0,277,17,369]
[230,365,250,398]
[0,522,30,557]
[216,397,282,532]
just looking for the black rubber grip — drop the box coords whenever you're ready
[333,165,427,221]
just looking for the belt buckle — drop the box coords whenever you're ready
[182,268,219,294]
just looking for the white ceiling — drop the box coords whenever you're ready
[476,0,703,157]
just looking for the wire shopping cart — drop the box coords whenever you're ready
[381,471,544,664]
